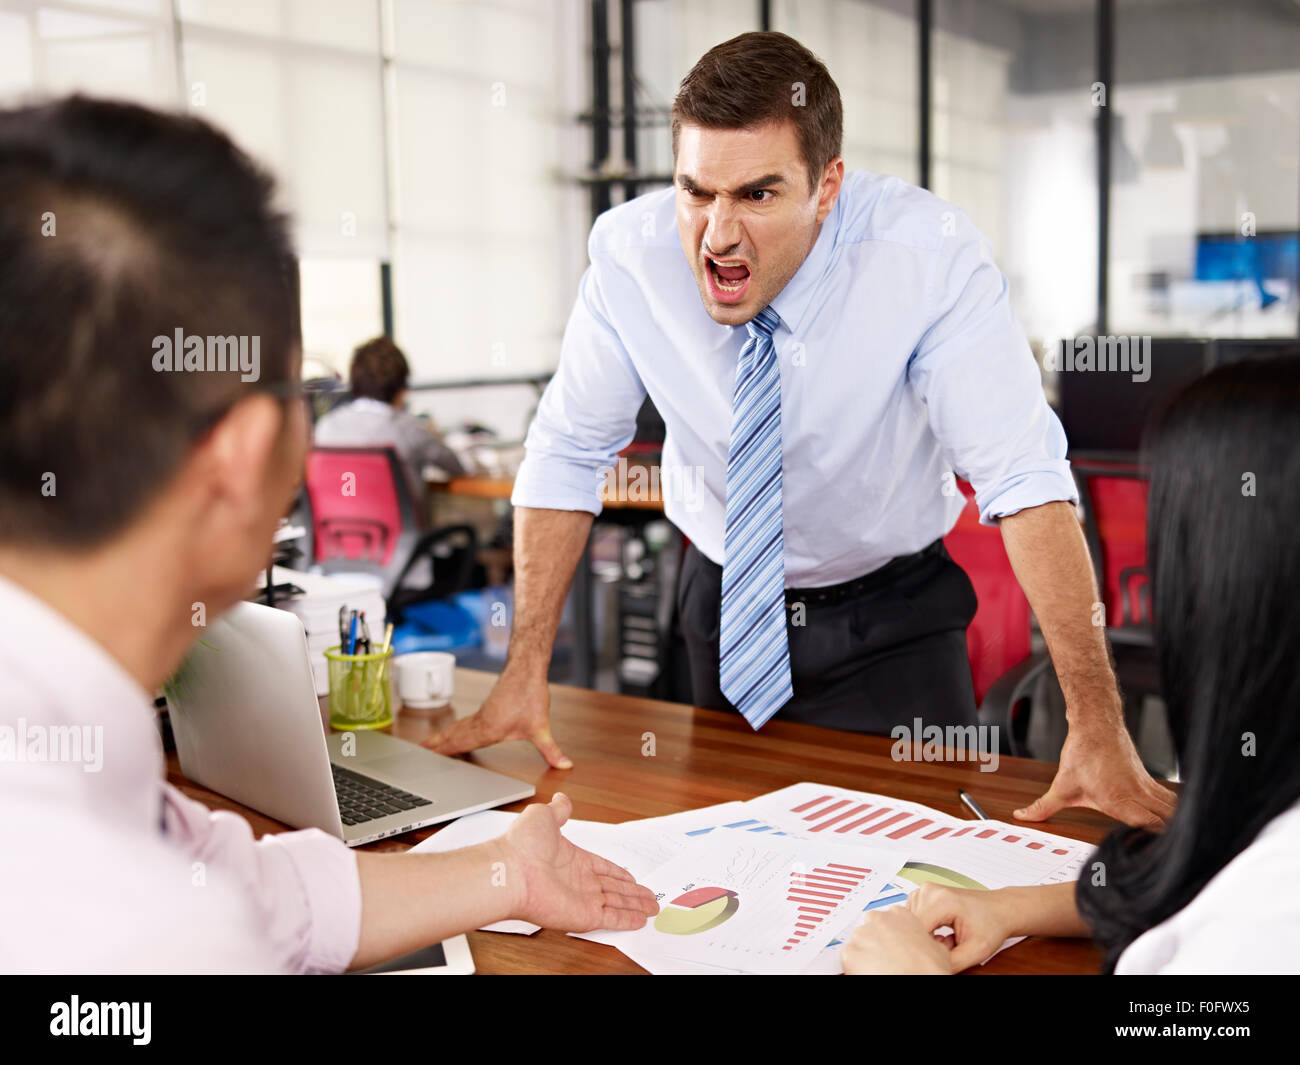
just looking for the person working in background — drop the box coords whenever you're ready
[0,97,655,973]
[313,335,466,505]
[426,31,1173,830]
[843,357,1300,975]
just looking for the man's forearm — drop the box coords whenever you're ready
[504,506,594,676]
[349,842,516,970]
[419,505,593,766]
[999,500,1122,729]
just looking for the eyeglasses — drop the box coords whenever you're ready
[264,378,343,426]
[189,378,343,438]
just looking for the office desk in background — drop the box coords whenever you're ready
[429,470,667,688]
[429,471,665,511]
[167,669,1115,975]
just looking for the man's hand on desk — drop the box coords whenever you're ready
[501,793,659,931]
[422,668,572,769]
[999,502,1176,829]
[1015,713,1176,828]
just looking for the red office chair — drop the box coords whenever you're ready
[955,463,1170,773]
[303,447,421,598]
[942,478,1032,705]
[1072,457,1153,639]
[943,479,1055,756]
[303,446,481,618]
[1072,457,1169,773]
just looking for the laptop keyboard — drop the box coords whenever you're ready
[331,764,430,826]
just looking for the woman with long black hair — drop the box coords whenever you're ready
[842,355,1300,974]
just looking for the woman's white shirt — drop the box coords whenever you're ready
[1116,800,1300,974]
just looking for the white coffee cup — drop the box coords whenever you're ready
[393,652,455,709]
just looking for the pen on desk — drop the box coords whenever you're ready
[365,621,396,707]
[338,605,349,649]
[347,610,359,655]
[959,790,988,820]
[360,612,372,654]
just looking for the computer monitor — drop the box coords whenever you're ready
[1208,337,1299,367]
[1195,232,1298,306]
[1056,338,1211,454]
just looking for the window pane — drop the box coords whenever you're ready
[632,0,761,182]
[388,0,571,382]
[178,24,387,257]
[0,2,178,107]
[775,0,919,185]
[1112,0,1300,337]
[933,0,1099,356]
[299,258,383,378]
[175,0,380,52]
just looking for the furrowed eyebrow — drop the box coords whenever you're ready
[733,174,785,197]
[677,173,787,197]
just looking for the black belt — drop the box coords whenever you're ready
[783,539,946,607]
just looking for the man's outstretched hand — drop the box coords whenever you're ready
[422,668,572,769]
[499,793,659,932]
[1016,723,1176,828]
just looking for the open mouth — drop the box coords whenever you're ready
[705,257,752,302]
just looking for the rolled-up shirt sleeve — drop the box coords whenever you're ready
[908,213,1077,525]
[160,783,362,974]
[511,249,647,516]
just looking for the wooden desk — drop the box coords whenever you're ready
[167,669,1111,974]
[431,469,665,511]
[429,475,514,503]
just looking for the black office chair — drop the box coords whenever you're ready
[386,524,479,625]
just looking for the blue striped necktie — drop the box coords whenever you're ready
[720,305,792,730]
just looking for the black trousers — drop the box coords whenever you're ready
[676,540,979,734]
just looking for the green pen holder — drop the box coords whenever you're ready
[325,644,394,730]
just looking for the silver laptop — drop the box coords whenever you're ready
[166,600,534,845]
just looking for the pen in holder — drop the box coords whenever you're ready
[325,644,394,730]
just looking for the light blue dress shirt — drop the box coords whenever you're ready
[512,169,1077,588]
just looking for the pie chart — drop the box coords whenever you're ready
[896,862,987,891]
[653,886,740,935]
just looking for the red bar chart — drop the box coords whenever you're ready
[783,862,873,951]
[744,784,1093,898]
[779,790,1076,862]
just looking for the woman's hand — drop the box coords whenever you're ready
[842,884,1017,974]
[907,883,1016,972]
[841,906,952,974]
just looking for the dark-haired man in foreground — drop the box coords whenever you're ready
[429,31,1175,830]
[0,97,655,973]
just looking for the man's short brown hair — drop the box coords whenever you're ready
[350,336,410,404]
[671,31,843,193]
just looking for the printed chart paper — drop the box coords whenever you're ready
[744,782,1094,890]
[411,782,1097,974]
[606,832,899,973]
